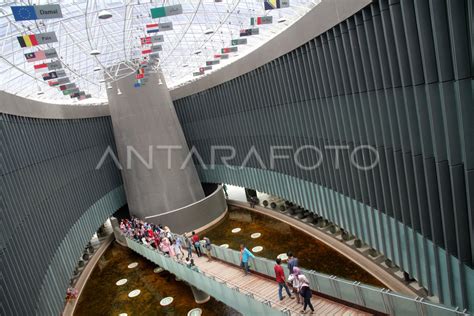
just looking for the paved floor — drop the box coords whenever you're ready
[193,254,371,315]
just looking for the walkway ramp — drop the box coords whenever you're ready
[193,255,369,315]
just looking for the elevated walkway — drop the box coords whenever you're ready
[126,237,467,315]
[126,238,367,315]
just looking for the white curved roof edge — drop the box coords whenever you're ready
[169,0,372,101]
[0,90,109,119]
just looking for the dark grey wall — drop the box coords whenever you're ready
[0,113,125,315]
[174,0,473,311]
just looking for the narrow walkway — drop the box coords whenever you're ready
[192,255,371,315]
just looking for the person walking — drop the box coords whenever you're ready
[293,267,314,314]
[203,237,212,261]
[191,231,202,257]
[173,238,184,261]
[274,258,294,300]
[184,233,193,259]
[240,244,255,275]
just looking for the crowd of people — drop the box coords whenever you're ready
[120,217,314,314]
[119,217,212,270]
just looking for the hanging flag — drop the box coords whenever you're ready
[136,74,144,79]
[149,53,160,59]
[199,66,212,72]
[206,60,220,66]
[158,22,173,31]
[78,94,91,100]
[141,35,164,45]
[240,28,259,37]
[214,54,229,59]
[134,82,141,88]
[57,77,70,84]
[250,16,273,25]
[145,23,160,33]
[48,80,59,86]
[231,38,247,45]
[146,23,160,33]
[221,47,238,53]
[24,48,58,62]
[193,71,204,76]
[42,70,66,81]
[63,88,79,95]
[24,51,45,62]
[11,4,62,21]
[137,68,145,75]
[264,0,289,10]
[17,32,57,48]
[150,4,183,19]
[60,83,76,91]
[34,63,48,72]
[142,49,152,55]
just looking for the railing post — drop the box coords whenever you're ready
[329,275,341,299]
[380,288,393,315]
[353,281,366,307]
[415,296,427,316]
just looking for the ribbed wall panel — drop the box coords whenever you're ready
[0,113,125,315]
[174,0,473,311]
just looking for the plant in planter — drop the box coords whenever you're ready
[270,202,277,209]
[262,200,269,207]
[279,204,286,212]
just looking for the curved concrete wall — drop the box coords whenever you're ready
[173,0,474,311]
[144,185,227,234]
[1,99,125,315]
[0,90,109,119]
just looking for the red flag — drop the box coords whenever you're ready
[34,63,48,71]
[142,49,152,55]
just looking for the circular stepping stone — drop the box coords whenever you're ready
[128,289,141,298]
[219,244,229,249]
[187,308,203,316]
[252,246,263,253]
[154,267,164,273]
[119,313,128,316]
[160,296,174,306]
[115,278,127,286]
[277,253,288,261]
[231,228,241,233]
[127,262,138,269]
[250,233,261,239]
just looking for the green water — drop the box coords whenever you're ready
[202,205,384,287]
[74,243,240,316]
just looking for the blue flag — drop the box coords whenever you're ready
[11,6,37,21]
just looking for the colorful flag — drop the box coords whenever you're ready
[34,63,48,72]
[136,74,144,79]
[214,54,229,59]
[250,16,273,25]
[150,4,183,19]
[60,83,76,91]
[48,80,59,86]
[42,70,66,81]
[134,82,141,88]
[231,38,247,45]
[140,35,164,45]
[11,4,62,21]
[240,28,259,37]
[264,0,289,10]
[57,77,70,84]
[24,50,45,62]
[142,49,152,55]
[221,47,238,53]
[206,60,220,66]
[24,48,58,62]
[146,23,160,33]
[193,71,204,76]
[17,32,57,48]
[199,66,212,72]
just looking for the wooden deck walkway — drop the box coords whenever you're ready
[192,255,371,315]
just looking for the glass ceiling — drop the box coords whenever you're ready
[0,0,320,104]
